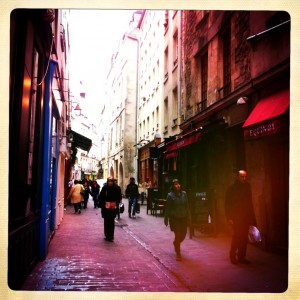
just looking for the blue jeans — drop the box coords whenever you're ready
[128,197,137,216]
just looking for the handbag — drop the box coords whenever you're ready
[248,225,262,243]
[135,202,140,213]
[119,202,124,213]
[105,201,117,209]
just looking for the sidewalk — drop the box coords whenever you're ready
[21,197,288,293]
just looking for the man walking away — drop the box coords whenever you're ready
[90,180,100,208]
[125,177,139,219]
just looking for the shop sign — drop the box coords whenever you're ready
[244,118,284,140]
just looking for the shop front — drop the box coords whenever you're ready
[242,89,289,252]
[163,128,202,192]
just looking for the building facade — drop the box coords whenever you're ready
[104,9,290,253]
[69,81,98,181]
[137,10,165,187]
[103,11,143,191]
[9,9,72,288]
[168,10,290,252]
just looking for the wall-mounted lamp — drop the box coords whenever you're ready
[133,139,151,147]
[74,103,82,111]
[74,103,82,116]
[237,97,248,105]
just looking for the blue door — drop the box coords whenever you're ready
[39,60,57,259]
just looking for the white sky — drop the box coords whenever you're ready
[68,9,136,122]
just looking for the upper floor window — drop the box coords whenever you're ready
[164,47,169,83]
[164,10,169,32]
[173,30,178,69]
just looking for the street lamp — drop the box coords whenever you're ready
[73,103,82,116]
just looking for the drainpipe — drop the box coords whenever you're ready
[178,10,182,122]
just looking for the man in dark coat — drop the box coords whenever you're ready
[125,177,139,218]
[225,170,256,264]
[90,180,100,208]
[98,177,122,242]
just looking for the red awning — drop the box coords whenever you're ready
[243,89,289,128]
[164,128,202,158]
[243,89,289,140]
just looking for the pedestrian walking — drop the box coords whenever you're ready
[90,180,100,208]
[225,170,257,264]
[125,177,139,219]
[67,179,84,214]
[164,179,190,261]
[82,179,90,209]
[143,177,152,203]
[138,181,145,205]
[98,177,122,242]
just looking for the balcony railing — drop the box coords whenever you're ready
[196,99,207,112]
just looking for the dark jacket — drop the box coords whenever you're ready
[125,183,139,199]
[225,180,256,226]
[90,183,100,198]
[165,191,189,219]
[164,190,190,231]
[82,186,90,201]
[99,184,122,218]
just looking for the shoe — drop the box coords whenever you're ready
[78,209,81,214]
[230,257,238,264]
[129,214,131,218]
[105,237,114,242]
[239,258,250,264]
[132,215,136,219]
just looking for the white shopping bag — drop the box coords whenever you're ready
[248,225,262,243]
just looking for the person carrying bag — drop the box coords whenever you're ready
[98,177,122,242]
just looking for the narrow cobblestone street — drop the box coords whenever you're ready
[21,196,288,294]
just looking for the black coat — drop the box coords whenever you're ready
[90,183,100,198]
[125,183,139,198]
[225,180,256,226]
[99,184,122,218]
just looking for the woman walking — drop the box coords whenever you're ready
[98,177,122,242]
[67,180,84,214]
[164,179,190,261]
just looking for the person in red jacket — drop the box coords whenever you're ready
[225,170,256,264]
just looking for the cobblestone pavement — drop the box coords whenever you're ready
[21,197,288,294]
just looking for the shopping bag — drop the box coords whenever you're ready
[119,202,124,213]
[248,225,262,243]
[135,202,140,213]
